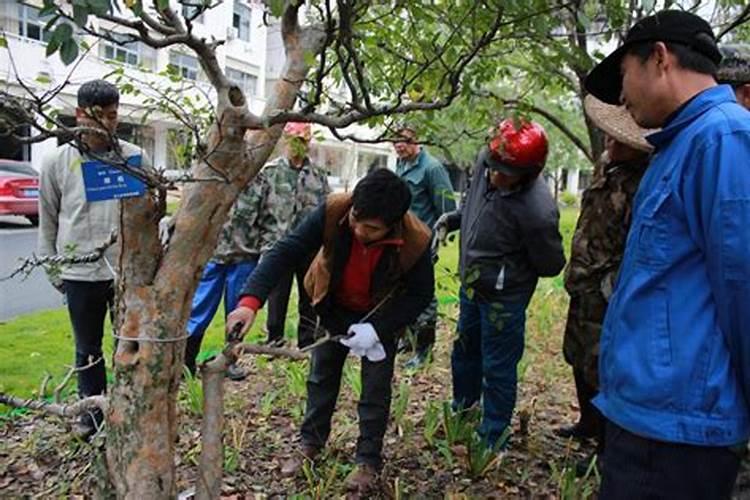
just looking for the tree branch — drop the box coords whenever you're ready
[0,393,107,418]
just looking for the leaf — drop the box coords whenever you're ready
[52,23,73,44]
[303,49,317,67]
[0,35,7,49]
[72,5,89,28]
[155,0,170,11]
[59,38,79,65]
[35,73,52,85]
[45,37,61,57]
[86,0,111,16]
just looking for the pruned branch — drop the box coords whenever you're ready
[0,393,107,418]
[2,231,118,282]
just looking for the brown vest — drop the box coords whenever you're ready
[304,192,432,306]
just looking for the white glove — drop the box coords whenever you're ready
[340,323,386,362]
[431,212,451,253]
[158,216,174,246]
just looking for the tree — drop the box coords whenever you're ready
[0,0,560,497]
[403,0,750,180]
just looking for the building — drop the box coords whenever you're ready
[0,1,394,187]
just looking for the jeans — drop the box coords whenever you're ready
[300,307,398,468]
[265,253,316,347]
[599,419,741,500]
[186,260,257,338]
[63,280,114,398]
[451,287,530,447]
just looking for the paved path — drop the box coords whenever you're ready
[0,216,64,322]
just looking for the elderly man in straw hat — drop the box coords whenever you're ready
[717,44,750,110]
[555,95,652,455]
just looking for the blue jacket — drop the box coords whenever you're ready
[396,149,456,229]
[595,85,750,446]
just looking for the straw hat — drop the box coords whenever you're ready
[584,94,654,153]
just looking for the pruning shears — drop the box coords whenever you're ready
[299,286,398,353]
[226,321,245,344]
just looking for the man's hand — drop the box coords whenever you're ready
[341,323,386,362]
[432,212,454,250]
[226,306,256,340]
[48,275,65,294]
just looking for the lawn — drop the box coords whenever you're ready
[0,207,578,399]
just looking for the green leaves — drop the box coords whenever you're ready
[0,35,7,49]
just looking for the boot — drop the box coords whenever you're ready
[280,445,320,477]
[344,463,379,493]
[184,334,202,376]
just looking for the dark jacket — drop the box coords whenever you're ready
[241,194,434,342]
[447,148,565,302]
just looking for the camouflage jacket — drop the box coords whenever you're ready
[564,156,649,299]
[212,156,330,264]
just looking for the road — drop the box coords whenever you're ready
[0,216,64,322]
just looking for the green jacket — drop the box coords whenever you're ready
[213,156,329,264]
[396,148,456,229]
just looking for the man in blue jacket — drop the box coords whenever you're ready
[585,10,750,498]
[394,125,456,368]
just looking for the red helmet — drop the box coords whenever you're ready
[485,119,548,175]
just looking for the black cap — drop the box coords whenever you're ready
[585,10,722,104]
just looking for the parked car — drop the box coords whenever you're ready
[0,160,39,225]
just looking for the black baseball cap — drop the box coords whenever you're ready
[585,10,722,104]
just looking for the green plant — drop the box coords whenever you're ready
[343,362,362,399]
[300,456,349,499]
[441,402,477,446]
[392,380,411,434]
[259,388,280,418]
[179,367,203,417]
[422,401,441,446]
[224,418,249,473]
[465,431,507,478]
[285,361,308,398]
[550,454,600,500]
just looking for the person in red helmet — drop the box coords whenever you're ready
[434,118,565,449]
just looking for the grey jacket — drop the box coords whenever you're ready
[446,147,565,302]
[38,140,149,282]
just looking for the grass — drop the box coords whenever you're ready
[0,208,578,401]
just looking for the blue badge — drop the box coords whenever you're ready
[81,154,145,202]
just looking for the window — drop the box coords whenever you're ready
[169,52,200,81]
[226,68,257,97]
[232,1,252,42]
[181,2,204,22]
[17,3,53,42]
[101,32,138,66]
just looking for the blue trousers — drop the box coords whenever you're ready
[187,260,257,338]
[451,287,530,447]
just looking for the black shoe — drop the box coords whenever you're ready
[73,408,104,441]
[225,363,248,381]
[554,422,598,440]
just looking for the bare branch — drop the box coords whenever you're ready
[53,357,104,404]
[0,393,107,418]
[2,231,118,282]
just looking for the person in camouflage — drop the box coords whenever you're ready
[183,122,329,376]
[556,95,652,443]
[717,44,750,110]
[262,123,330,347]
